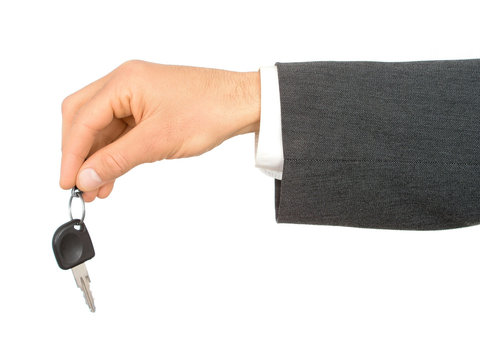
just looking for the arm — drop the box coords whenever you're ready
[61,59,480,230]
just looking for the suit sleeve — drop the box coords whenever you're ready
[275,60,480,230]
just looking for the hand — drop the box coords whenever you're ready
[60,60,260,202]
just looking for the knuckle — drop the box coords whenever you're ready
[61,95,75,116]
[113,60,147,102]
[117,59,146,77]
[101,150,129,176]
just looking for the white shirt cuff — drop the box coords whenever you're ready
[255,66,284,180]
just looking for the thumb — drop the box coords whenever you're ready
[76,124,155,192]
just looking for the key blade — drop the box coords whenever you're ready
[72,263,96,312]
[80,277,96,313]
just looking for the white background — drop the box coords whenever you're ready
[1,0,479,359]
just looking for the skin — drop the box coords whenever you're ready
[60,60,261,202]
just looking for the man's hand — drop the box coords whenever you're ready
[60,61,260,202]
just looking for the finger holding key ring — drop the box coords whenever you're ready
[69,186,85,223]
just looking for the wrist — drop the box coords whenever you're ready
[227,71,260,136]
[243,71,261,133]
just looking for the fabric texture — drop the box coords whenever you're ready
[275,59,480,230]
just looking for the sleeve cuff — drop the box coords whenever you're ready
[255,65,284,180]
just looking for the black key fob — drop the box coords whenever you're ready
[52,219,95,270]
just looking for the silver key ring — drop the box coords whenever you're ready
[69,187,85,223]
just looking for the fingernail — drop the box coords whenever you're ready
[78,168,102,190]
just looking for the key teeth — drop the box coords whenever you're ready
[72,264,96,313]
[87,301,96,313]
[80,277,96,313]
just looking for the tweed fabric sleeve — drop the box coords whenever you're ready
[275,59,480,230]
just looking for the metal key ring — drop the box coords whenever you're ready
[69,187,85,223]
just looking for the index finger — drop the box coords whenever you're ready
[61,72,113,152]
[60,85,115,189]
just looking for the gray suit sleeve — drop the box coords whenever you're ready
[275,60,480,230]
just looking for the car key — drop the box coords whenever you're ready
[52,187,96,312]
